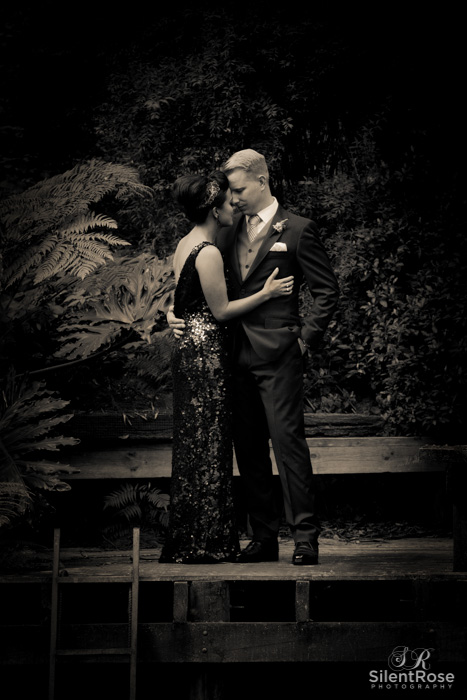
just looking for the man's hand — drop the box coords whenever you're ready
[167,306,185,338]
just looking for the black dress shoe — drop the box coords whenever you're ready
[292,541,319,565]
[237,539,279,563]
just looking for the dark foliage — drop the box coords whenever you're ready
[1,5,465,439]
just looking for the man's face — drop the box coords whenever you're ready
[227,169,265,216]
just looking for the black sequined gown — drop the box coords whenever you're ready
[159,242,239,563]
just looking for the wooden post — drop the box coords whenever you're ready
[295,581,311,622]
[189,581,230,622]
[420,445,467,572]
[129,528,140,700]
[449,451,467,572]
[48,528,61,700]
[173,581,189,623]
[187,581,230,700]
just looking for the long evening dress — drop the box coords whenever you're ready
[159,242,239,563]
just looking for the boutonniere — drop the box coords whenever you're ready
[272,219,288,233]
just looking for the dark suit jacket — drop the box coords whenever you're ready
[217,204,339,362]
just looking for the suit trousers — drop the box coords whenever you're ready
[232,329,320,545]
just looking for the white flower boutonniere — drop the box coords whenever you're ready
[272,219,288,233]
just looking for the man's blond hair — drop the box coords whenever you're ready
[222,149,269,181]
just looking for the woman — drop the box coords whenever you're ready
[159,171,293,563]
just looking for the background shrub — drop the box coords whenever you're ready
[1,5,465,440]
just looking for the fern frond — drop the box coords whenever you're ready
[102,483,170,532]
[146,489,170,510]
[0,386,71,434]
[4,415,76,453]
[22,472,72,492]
[0,159,146,287]
[0,483,31,528]
[74,231,130,245]
[119,504,143,522]
[0,375,79,494]
[103,483,140,510]
[59,213,118,236]
[19,460,79,476]
[0,160,151,233]
[33,239,77,284]
[11,435,79,454]
[2,247,44,288]
[124,333,173,389]
[101,522,135,541]
[32,230,131,285]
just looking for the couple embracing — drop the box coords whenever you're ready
[159,149,339,566]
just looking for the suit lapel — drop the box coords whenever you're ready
[226,215,243,284]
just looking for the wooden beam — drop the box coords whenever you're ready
[3,621,464,665]
[66,412,385,441]
[63,437,436,480]
[137,621,464,664]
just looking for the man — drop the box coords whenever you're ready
[169,149,339,565]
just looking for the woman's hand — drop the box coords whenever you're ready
[263,267,294,298]
[167,306,185,338]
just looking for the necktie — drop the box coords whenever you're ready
[247,214,262,242]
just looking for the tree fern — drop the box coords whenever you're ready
[0,159,150,289]
[0,159,151,236]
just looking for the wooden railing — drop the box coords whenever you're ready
[60,411,465,571]
[64,411,432,479]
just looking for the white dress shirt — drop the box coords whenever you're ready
[248,197,279,235]
[238,198,279,280]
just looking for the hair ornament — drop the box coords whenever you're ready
[203,180,220,207]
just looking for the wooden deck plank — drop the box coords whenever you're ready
[1,539,464,583]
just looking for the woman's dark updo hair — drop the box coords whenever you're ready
[172,170,229,224]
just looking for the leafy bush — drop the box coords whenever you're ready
[56,252,174,358]
[53,250,175,411]
[293,140,466,438]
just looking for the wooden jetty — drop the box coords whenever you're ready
[1,414,466,698]
[1,534,466,698]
